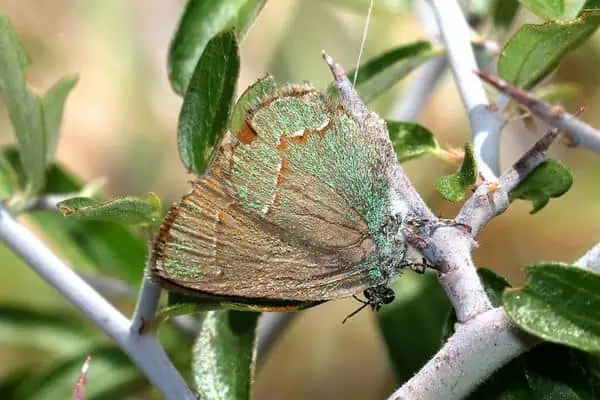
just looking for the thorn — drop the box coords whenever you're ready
[321,51,347,84]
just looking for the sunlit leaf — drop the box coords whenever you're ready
[168,0,266,94]
[58,194,162,227]
[504,263,600,354]
[509,159,572,213]
[177,30,239,175]
[41,75,78,164]
[192,311,259,400]
[435,142,478,202]
[386,120,439,162]
[499,10,600,89]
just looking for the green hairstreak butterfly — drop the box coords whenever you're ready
[150,53,417,318]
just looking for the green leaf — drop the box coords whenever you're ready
[584,0,600,9]
[58,193,162,227]
[498,11,600,89]
[156,293,210,326]
[0,304,98,355]
[192,310,259,400]
[20,346,146,400]
[377,272,451,383]
[344,41,441,103]
[524,344,599,399]
[504,263,600,354]
[435,142,478,202]
[471,344,600,399]
[478,268,511,307]
[177,30,240,175]
[492,0,521,29]
[386,120,439,162]
[168,0,266,95]
[509,159,572,213]
[3,147,147,283]
[0,13,46,194]
[41,75,78,164]
[518,0,587,20]
[229,75,277,135]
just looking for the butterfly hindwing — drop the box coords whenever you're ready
[151,74,403,308]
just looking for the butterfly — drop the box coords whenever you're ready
[150,52,419,317]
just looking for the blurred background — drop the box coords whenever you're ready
[0,0,599,399]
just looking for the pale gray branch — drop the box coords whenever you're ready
[131,241,162,334]
[428,0,504,179]
[387,307,536,400]
[457,128,559,236]
[477,71,600,155]
[0,206,195,399]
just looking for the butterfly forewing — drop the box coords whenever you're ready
[151,78,400,308]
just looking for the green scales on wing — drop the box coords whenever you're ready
[151,55,410,310]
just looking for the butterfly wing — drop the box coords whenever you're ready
[151,70,402,306]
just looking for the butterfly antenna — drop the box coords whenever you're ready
[342,302,370,324]
[352,0,375,88]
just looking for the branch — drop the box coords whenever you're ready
[476,71,600,154]
[389,240,600,400]
[457,128,559,236]
[390,1,447,121]
[0,206,195,400]
[428,0,504,179]
[387,307,537,400]
[131,244,162,334]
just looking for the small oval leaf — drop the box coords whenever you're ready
[344,41,441,103]
[504,263,600,354]
[168,0,266,95]
[435,142,478,202]
[177,30,240,175]
[2,147,147,283]
[509,159,572,213]
[386,120,439,162]
[498,10,600,89]
[57,194,162,227]
[192,310,259,400]
[42,75,78,164]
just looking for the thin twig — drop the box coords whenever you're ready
[131,242,162,334]
[391,57,447,121]
[0,205,195,399]
[477,71,600,154]
[73,356,92,400]
[428,0,504,179]
[390,0,447,121]
[457,128,560,236]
